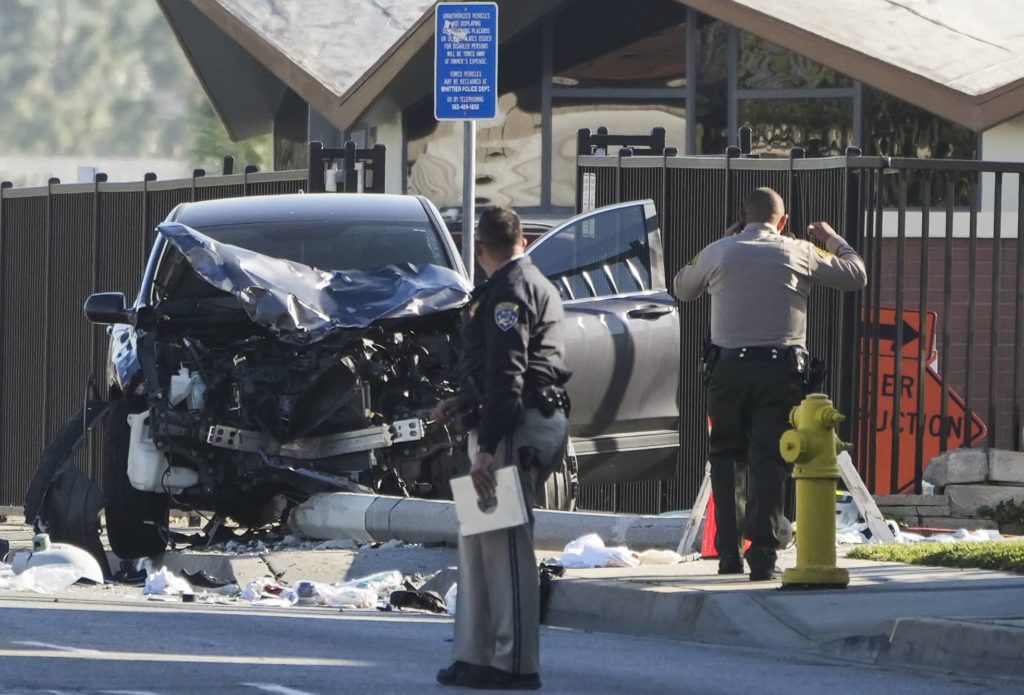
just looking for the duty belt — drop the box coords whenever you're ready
[717,346,790,362]
[524,385,571,417]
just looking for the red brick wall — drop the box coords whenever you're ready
[871,238,1023,450]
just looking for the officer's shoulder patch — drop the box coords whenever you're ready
[494,301,519,331]
[813,246,833,260]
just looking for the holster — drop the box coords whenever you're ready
[700,341,720,384]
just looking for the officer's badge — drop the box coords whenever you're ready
[813,246,833,259]
[494,302,519,331]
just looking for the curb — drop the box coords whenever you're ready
[881,617,1024,680]
[544,579,814,650]
[289,492,688,551]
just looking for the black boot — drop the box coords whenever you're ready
[745,546,780,582]
[718,556,744,575]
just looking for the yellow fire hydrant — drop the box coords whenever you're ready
[778,394,851,589]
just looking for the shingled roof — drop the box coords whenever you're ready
[161,0,1024,137]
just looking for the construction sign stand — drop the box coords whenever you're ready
[678,451,894,555]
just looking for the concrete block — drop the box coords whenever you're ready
[918,517,998,530]
[988,450,1024,485]
[875,506,921,520]
[924,449,989,487]
[946,484,1024,517]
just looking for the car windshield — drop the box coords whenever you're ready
[196,220,452,272]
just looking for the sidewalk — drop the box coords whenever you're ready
[545,546,1024,682]
[4,518,1022,683]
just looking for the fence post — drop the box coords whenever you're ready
[89,172,107,386]
[0,181,8,479]
[344,141,358,193]
[839,147,863,452]
[307,141,325,193]
[191,169,206,202]
[41,177,60,444]
[222,156,234,176]
[724,145,741,231]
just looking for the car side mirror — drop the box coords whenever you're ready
[83,292,133,325]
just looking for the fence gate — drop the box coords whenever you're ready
[575,131,1024,513]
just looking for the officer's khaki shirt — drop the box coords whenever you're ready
[673,223,867,349]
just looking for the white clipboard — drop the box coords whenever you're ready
[451,466,529,536]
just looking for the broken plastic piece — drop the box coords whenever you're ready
[12,537,105,584]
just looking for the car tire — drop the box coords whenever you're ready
[539,443,578,511]
[102,400,170,559]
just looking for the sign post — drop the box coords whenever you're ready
[435,2,499,283]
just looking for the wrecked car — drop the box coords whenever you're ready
[26,194,680,560]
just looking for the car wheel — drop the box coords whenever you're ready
[538,444,578,511]
[102,400,170,559]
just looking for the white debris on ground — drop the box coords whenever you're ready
[143,566,193,597]
[837,521,1004,545]
[186,530,405,555]
[558,533,685,569]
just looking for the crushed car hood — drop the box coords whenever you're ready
[158,222,472,343]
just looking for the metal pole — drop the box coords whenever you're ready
[462,120,477,283]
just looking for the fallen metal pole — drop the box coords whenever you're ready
[289,493,689,551]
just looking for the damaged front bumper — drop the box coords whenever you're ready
[205,418,425,460]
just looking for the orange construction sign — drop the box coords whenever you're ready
[860,308,987,494]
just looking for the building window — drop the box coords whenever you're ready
[738,98,853,157]
[738,34,852,90]
[861,86,977,206]
[405,27,543,212]
[551,100,685,207]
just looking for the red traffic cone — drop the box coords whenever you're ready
[701,491,752,559]
[701,493,720,558]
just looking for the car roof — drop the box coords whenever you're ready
[173,193,432,227]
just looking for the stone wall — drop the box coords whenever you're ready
[873,449,1024,531]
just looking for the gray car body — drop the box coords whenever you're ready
[107,194,679,488]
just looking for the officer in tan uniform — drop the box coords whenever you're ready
[674,187,866,580]
[432,206,570,689]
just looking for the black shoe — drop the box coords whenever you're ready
[717,557,744,575]
[745,546,779,582]
[437,661,484,686]
[456,666,541,690]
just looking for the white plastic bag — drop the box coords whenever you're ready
[561,533,640,569]
[143,566,193,596]
[317,584,377,609]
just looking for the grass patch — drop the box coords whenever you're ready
[847,540,1024,574]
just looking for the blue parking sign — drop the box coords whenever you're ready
[434,3,498,121]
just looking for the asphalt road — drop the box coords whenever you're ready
[0,594,1018,695]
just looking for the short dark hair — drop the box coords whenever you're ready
[476,206,523,253]
[744,187,785,224]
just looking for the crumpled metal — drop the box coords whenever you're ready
[158,222,472,344]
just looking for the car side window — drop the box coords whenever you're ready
[529,205,651,301]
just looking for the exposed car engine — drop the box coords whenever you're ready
[132,310,466,526]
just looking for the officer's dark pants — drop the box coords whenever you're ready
[706,359,804,568]
[453,408,568,676]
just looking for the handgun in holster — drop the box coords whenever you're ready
[700,342,720,384]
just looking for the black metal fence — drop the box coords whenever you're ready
[0,141,387,507]
[574,136,1024,511]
